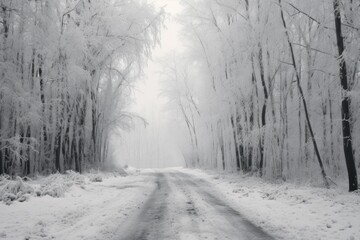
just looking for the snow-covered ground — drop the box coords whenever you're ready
[0,170,156,240]
[0,168,359,240]
[181,168,360,240]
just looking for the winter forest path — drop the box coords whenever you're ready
[117,170,274,240]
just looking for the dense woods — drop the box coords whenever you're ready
[162,0,359,191]
[0,0,162,175]
[0,0,358,192]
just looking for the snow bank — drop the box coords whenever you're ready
[0,177,34,204]
[0,167,128,203]
[123,165,142,175]
[39,171,86,198]
[0,171,155,240]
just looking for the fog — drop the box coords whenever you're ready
[110,0,185,168]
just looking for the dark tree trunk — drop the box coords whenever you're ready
[91,90,98,165]
[220,142,225,171]
[39,63,48,145]
[259,46,268,177]
[248,72,256,172]
[333,0,358,192]
[55,130,62,172]
[231,116,241,171]
[25,126,31,175]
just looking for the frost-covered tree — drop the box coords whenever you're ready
[0,0,162,175]
[163,0,359,191]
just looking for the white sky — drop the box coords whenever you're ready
[111,0,186,168]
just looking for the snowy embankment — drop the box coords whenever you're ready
[0,169,155,240]
[181,168,360,240]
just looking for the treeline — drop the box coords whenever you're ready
[0,0,162,176]
[163,0,359,191]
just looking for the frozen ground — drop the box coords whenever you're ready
[0,171,155,240]
[184,169,360,240]
[0,168,359,240]
[117,171,272,240]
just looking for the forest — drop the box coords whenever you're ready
[0,0,359,193]
[161,0,359,192]
[0,0,162,175]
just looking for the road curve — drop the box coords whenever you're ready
[118,171,274,240]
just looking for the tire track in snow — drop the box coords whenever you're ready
[119,173,170,240]
[117,171,274,240]
[172,171,275,240]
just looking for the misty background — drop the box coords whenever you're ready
[110,0,185,168]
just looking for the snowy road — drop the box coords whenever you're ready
[2,169,359,240]
[118,170,274,240]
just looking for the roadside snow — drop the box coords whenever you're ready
[0,171,156,240]
[1,168,359,240]
[180,168,360,240]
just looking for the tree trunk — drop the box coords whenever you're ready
[279,0,329,188]
[333,0,358,192]
[259,46,268,177]
[231,115,241,171]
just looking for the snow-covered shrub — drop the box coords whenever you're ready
[39,171,86,198]
[83,169,103,182]
[0,175,11,181]
[88,174,103,182]
[64,170,86,184]
[39,177,68,198]
[0,178,7,189]
[0,177,34,204]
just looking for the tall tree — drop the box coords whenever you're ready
[0,0,162,176]
[333,0,358,192]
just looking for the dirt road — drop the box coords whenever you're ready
[118,170,274,240]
